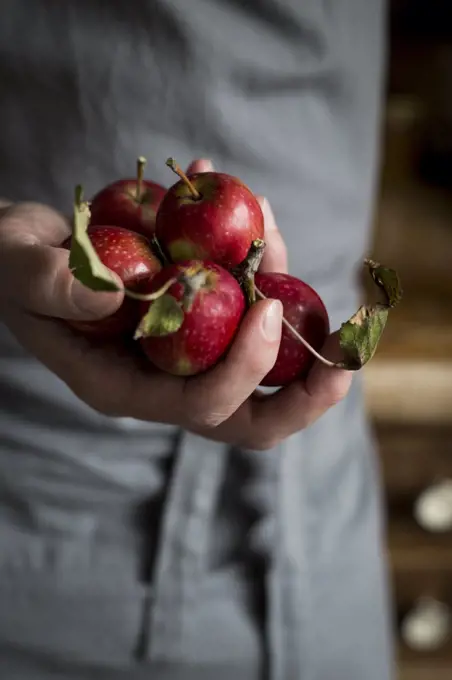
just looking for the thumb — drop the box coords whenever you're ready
[1,243,124,320]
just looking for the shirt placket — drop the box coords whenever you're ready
[266,436,310,680]
[145,431,227,663]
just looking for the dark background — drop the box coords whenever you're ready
[365,2,452,679]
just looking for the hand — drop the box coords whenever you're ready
[0,160,352,450]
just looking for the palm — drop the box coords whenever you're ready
[0,159,352,451]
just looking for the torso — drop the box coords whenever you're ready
[0,2,391,678]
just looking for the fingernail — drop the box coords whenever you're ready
[198,158,214,171]
[187,159,214,174]
[71,279,100,315]
[262,300,283,341]
[72,278,121,317]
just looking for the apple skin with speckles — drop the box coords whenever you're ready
[138,260,246,376]
[255,272,330,387]
[155,172,264,268]
[90,179,166,238]
[63,226,161,339]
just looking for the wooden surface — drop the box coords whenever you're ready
[363,320,452,425]
[353,6,452,675]
[388,518,452,573]
[367,29,452,676]
[400,669,452,680]
[377,425,452,499]
[362,94,452,425]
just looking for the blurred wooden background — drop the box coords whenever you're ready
[362,2,452,678]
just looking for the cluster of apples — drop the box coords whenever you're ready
[63,157,333,386]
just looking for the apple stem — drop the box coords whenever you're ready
[124,277,178,302]
[166,157,201,200]
[136,156,146,200]
[75,184,84,208]
[254,285,336,369]
[150,235,169,266]
[231,239,266,306]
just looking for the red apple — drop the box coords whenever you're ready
[63,226,161,338]
[155,161,264,268]
[89,158,166,238]
[255,272,330,387]
[137,260,246,376]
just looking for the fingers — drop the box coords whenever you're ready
[0,202,124,320]
[4,298,283,427]
[3,309,145,416]
[256,196,288,274]
[186,159,214,174]
[182,299,283,429]
[246,332,353,449]
[304,331,353,405]
[0,242,123,320]
[0,202,71,247]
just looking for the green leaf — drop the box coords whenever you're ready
[134,294,184,339]
[364,258,403,308]
[336,304,389,370]
[68,185,121,292]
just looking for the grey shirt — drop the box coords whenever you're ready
[0,1,393,678]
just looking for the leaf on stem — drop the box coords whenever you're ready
[336,304,389,370]
[68,185,121,292]
[364,258,403,308]
[134,294,184,339]
[335,259,403,370]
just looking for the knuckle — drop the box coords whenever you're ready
[247,356,276,381]
[187,407,226,430]
[325,375,352,408]
[27,247,57,288]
